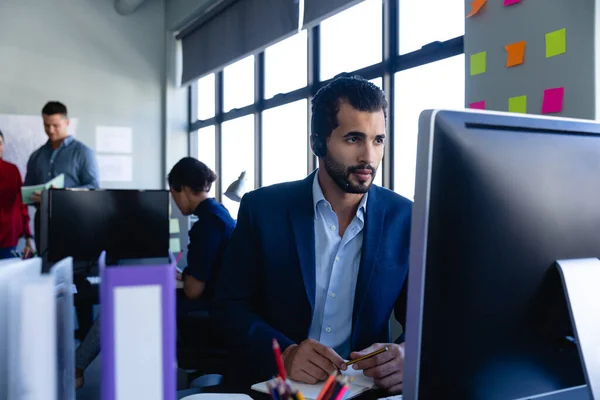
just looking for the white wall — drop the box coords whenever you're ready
[0,0,166,189]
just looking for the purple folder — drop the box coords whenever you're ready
[100,252,176,400]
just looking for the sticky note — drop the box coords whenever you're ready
[169,218,180,234]
[542,87,565,114]
[466,0,487,18]
[469,101,486,110]
[504,0,521,5]
[546,28,566,58]
[169,238,181,253]
[470,52,487,76]
[508,95,527,113]
[505,41,526,67]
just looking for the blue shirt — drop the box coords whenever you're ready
[179,198,236,315]
[24,136,99,189]
[308,171,368,358]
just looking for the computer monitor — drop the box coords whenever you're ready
[404,109,600,400]
[46,189,169,263]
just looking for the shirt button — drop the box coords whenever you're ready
[334,256,339,262]
[330,292,336,298]
[330,225,336,231]
[325,327,332,333]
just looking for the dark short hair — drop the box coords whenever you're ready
[0,129,3,140]
[168,157,217,193]
[311,73,388,143]
[42,101,68,117]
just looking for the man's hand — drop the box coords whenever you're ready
[349,343,405,394]
[30,191,42,204]
[281,339,346,384]
[23,238,33,259]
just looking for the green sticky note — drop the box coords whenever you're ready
[169,218,180,234]
[509,95,527,113]
[546,28,566,58]
[169,238,181,253]
[470,51,487,76]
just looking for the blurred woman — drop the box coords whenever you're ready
[0,130,33,259]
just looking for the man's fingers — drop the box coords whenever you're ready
[299,361,326,383]
[306,359,330,381]
[384,383,403,394]
[363,359,399,379]
[313,342,344,368]
[307,351,338,377]
[294,369,318,385]
[370,362,404,388]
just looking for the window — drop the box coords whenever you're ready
[370,78,383,187]
[265,31,308,99]
[196,126,216,197]
[370,77,382,89]
[394,55,465,200]
[399,0,465,54]
[320,0,382,80]
[223,55,255,112]
[221,115,255,218]
[262,100,308,186]
[196,74,215,121]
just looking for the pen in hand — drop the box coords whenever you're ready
[344,346,388,367]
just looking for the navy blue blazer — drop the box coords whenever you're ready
[212,172,412,384]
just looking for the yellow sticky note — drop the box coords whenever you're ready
[470,52,487,76]
[169,238,181,253]
[509,95,527,113]
[546,28,566,58]
[169,218,180,234]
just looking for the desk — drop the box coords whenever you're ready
[195,383,392,400]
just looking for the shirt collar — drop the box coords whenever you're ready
[312,170,368,221]
[45,135,74,149]
[194,197,216,216]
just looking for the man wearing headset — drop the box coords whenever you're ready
[213,74,412,394]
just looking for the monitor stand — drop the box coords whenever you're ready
[555,258,600,400]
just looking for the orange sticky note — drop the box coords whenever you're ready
[466,0,487,18]
[505,41,526,67]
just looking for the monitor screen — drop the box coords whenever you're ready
[47,190,169,262]
[404,110,598,400]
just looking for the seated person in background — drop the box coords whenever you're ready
[168,157,236,319]
[212,74,412,394]
[75,157,235,389]
[0,130,33,259]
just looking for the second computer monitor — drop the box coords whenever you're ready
[47,190,169,263]
[404,110,599,400]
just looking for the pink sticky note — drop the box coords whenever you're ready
[469,100,486,110]
[504,0,521,5]
[542,87,565,114]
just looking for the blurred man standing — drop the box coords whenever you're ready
[24,101,99,249]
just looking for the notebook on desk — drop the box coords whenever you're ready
[251,367,375,400]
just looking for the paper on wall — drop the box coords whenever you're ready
[95,126,133,153]
[97,155,133,182]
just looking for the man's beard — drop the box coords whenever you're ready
[322,152,376,194]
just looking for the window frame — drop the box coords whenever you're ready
[188,0,464,201]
